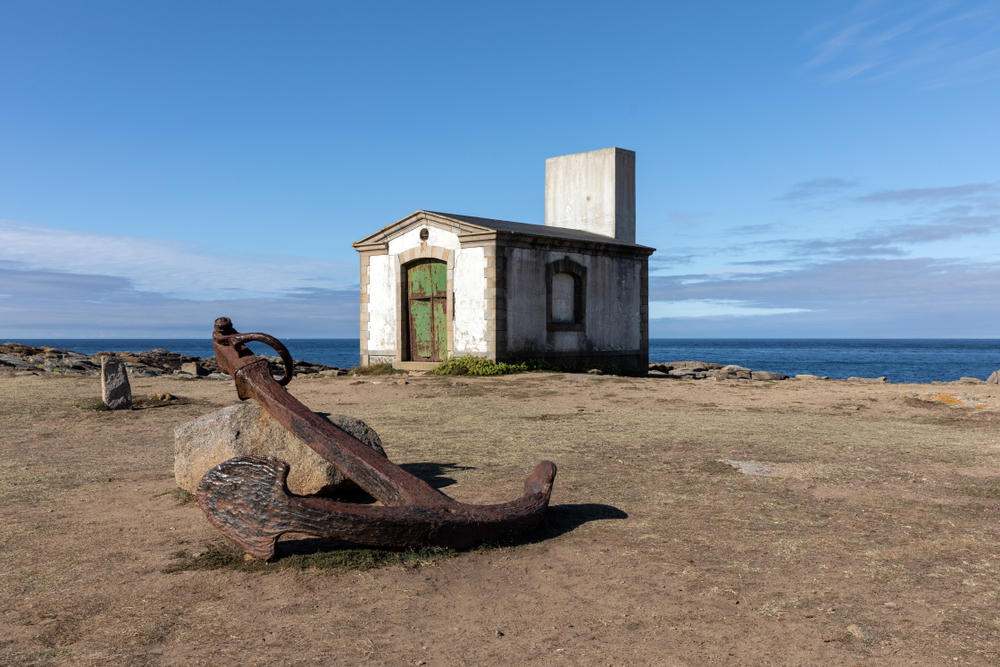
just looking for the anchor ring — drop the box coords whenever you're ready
[212,317,294,386]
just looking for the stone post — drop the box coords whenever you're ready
[101,356,132,410]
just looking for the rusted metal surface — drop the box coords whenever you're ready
[198,317,557,559]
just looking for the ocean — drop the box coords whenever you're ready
[6,338,1000,384]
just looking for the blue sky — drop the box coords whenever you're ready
[1,1,998,339]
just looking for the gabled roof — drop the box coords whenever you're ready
[353,210,654,251]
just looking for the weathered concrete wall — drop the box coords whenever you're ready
[367,254,396,351]
[545,148,635,244]
[453,246,488,354]
[505,247,642,358]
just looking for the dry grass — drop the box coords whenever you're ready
[3,372,1000,664]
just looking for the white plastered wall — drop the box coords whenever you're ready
[388,225,461,255]
[453,246,487,354]
[367,254,397,351]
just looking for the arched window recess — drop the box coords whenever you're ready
[546,256,586,332]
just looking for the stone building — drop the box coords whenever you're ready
[353,147,655,371]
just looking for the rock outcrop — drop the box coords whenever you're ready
[0,343,349,379]
[751,370,789,381]
[174,403,387,496]
[647,361,787,381]
[647,361,723,379]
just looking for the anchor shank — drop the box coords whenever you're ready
[233,359,450,507]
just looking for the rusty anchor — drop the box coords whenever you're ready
[196,317,557,560]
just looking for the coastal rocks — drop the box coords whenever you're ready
[0,342,348,378]
[174,403,387,496]
[796,374,829,380]
[647,361,788,381]
[0,353,34,371]
[847,376,888,383]
[717,365,752,380]
[255,355,344,379]
[751,371,789,381]
[0,344,102,375]
[180,361,208,377]
[124,348,213,374]
[987,370,1000,385]
[647,361,723,380]
[316,369,349,377]
[101,357,132,409]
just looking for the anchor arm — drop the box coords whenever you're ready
[198,456,556,559]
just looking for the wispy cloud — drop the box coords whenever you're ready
[728,258,803,268]
[762,178,1000,259]
[0,221,361,338]
[648,256,1000,337]
[725,223,781,236]
[649,300,808,319]
[801,1,1000,87]
[650,171,1000,336]
[0,220,356,301]
[777,178,858,201]
[0,264,359,339]
[857,183,996,203]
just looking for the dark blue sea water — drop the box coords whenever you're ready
[6,338,1000,383]
[648,339,1000,384]
[9,339,362,370]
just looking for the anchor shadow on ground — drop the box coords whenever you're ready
[326,461,473,504]
[398,461,474,489]
[272,462,627,559]
[273,502,627,559]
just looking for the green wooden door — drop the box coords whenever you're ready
[407,260,447,361]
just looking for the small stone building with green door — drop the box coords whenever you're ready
[352,148,655,371]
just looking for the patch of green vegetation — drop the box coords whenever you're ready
[163,543,460,573]
[169,487,196,505]
[78,397,110,411]
[960,485,1000,500]
[29,648,78,664]
[434,356,530,376]
[520,413,576,421]
[432,356,641,377]
[349,362,406,376]
[700,459,738,475]
[132,393,189,408]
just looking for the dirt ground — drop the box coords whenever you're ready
[3,370,1000,666]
